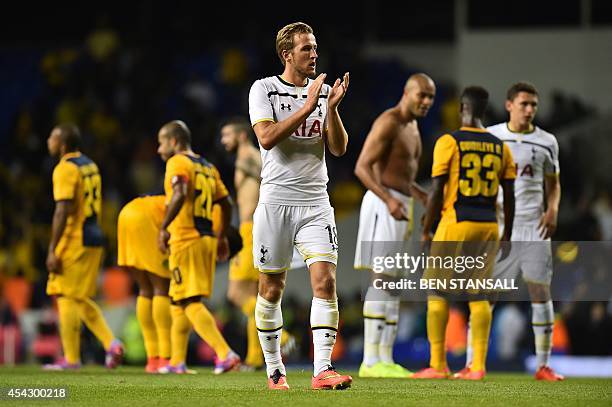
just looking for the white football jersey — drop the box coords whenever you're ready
[488,123,560,225]
[249,75,331,206]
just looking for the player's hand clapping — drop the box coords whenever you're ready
[328,72,349,110]
[305,73,327,113]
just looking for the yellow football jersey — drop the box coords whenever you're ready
[117,195,169,277]
[121,195,166,231]
[53,152,104,256]
[164,153,228,252]
[432,127,516,226]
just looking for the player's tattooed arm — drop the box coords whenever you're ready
[421,176,446,241]
[235,156,261,180]
[46,200,74,274]
[158,177,187,253]
[254,73,327,150]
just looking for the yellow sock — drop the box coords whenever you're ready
[152,296,172,359]
[469,300,492,372]
[57,297,81,364]
[170,305,191,366]
[184,302,231,360]
[78,297,114,350]
[280,329,290,346]
[136,296,158,358]
[241,296,263,367]
[427,297,449,371]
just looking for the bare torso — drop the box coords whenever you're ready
[235,145,261,222]
[374,110,422,195]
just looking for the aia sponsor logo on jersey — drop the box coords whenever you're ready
[520,163,534,177]
[519,147,537,177]
[294,119,321,138]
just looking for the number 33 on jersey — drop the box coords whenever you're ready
[432,127,516,224]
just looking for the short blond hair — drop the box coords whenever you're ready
[276,22,313,66]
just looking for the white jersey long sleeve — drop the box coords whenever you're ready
[488,122,560,225]
[249,75,331,206]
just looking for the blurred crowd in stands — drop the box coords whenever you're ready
[0,21,610,368]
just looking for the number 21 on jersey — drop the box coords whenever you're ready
[193,165,216,221]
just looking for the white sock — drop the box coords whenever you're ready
[379,298,399,364]
[311,297,339,376]
[532,301,554,368]
[255,294,285,377]
[466,303,494,367]
[362,287,387,366]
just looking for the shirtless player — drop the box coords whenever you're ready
[221,117,300,370]
[354,73,436,378]
[220,117,265,369]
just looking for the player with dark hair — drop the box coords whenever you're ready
[221,117,264,370]
[462,81,564,381]
[414,86,516,380]
[45,124,124,370]
[220,117,296,370]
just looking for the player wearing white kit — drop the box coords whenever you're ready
[248,22,352,390]
[463,82,563,381]
[353,74,435,378]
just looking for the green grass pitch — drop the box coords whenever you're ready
[1,366,611,406]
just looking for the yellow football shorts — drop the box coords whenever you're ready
[47,240,103,299]
[169,236,217,301]
[117,204,170,278]
[229,221,259,282]
[423,221,499,294]
[433,221,499,242]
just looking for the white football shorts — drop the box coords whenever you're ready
[354,189,414,277]
[253,203,338,273]
[493,222,553,285]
